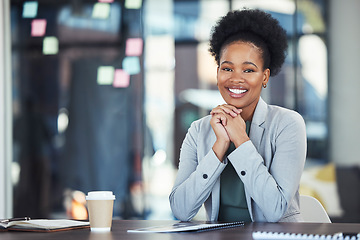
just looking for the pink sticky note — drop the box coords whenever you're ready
[99,0,114,2]
[125,38,143,56]
[31,19,47,37]
[113,69,130,88]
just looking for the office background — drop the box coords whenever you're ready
[0,0,359,223]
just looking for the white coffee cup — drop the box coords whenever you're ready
[86,191,115,232]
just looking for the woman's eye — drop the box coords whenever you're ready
[244,69,254,73]
[222,67,232,72]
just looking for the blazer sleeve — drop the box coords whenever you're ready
[228,110,306,222]
[169,119,226,221]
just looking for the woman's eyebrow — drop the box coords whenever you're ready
[220,60,234,65]
[243,61,258,69]
[220,60,259,69]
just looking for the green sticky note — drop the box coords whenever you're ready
[92,3,110,19]
[125,0,142,9]
[43,37,59,55]
[97,66,115,85]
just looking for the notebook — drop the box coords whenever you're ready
[0,219,90,232]
[252,231,360,240]
[128,221,244,233]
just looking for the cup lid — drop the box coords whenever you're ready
[86,191,115,200]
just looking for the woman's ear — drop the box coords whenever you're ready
[263,68,270,86]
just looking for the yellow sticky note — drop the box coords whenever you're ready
[97,66,115,85]
[43,37,59,55]
[125,0,142,9]
[92,3,110,19]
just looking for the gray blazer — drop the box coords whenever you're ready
[169,98,307,222]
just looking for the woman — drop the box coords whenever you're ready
[169,9,307,222]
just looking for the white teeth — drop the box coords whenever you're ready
[229,88,247,94]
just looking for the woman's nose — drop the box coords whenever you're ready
[230,72,245,83]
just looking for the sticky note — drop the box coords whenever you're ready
[126,38,143,56]
[23,1,38,18]
[113,69,130,88]
[125,0,142,9]
[122,57,140,75]
[97,66,115,85]
[92,3,111,19]
[31,19,47,37]
[98,0,114,2]
[43,37,59,55]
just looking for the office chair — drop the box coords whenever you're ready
[300,195,331,223]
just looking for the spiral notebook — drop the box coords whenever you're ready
[127,221,244,233]
[252,231,360,240]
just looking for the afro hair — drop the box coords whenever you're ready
[209,9,288,76]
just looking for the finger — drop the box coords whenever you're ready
[222,104,241,115]
[210,105,225,115]
[218,105,241,117]
[210,108,223,116]
[220,114,227,126]
[213,112,228,126]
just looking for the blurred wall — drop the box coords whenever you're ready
[329,0,360,166]
[329,0,360,222]
[0,0,12,219]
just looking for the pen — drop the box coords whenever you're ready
[0,217,31,223]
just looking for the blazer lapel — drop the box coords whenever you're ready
[249,97,267,152]
[246,97,268,221]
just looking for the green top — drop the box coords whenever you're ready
[218,121,252,222]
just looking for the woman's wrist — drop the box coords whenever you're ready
[233,135,250,148]
[212,139,230,162]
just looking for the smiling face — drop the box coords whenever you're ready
[217,41,270,121]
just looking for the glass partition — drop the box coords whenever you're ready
[9,0,330,221]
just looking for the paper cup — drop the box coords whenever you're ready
[86,191,115,232]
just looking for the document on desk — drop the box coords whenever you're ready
[0,219,90,232]
[128,221,244,233]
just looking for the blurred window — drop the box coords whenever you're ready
[9,0,328,220]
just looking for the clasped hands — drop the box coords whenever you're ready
[210,104,250,161]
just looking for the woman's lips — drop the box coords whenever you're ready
[228,88,247,97]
